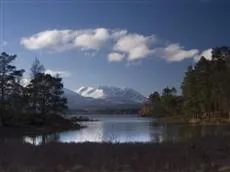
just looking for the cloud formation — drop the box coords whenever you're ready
[19,70,71,87]
[20,78,30,87]
[45,69,71,78]
[113,34,155,61]
[21,28,211,63]
[108,52,125,62]
[194,48,212,62]
[21,28,125,52]
[153,44,199,62]
[0,41,8,47]
[74,28,109,50]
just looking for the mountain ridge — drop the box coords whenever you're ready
[64,86,146,110]
[75,86,146,103]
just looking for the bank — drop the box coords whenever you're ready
[0,114,83,137]
[152,116,230,126]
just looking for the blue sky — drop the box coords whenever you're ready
[1,0,230,96]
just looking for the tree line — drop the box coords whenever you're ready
[139,87,183,117]
[140,47,230,120]
[0,52,67,127]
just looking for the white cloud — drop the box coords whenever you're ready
[45,69,71,78]
[74,28,109,50]
[20,78,30,87]
[84,51,97,57]
[20,71,71,87]
[21,30,78,51]
[21,27,208,63]
[0,41,8,47]
[194,48,212,62]
[2,41,7,46]
[20,28,126,52]
[110,29,128,39]
[113,34,155,61]
[108,52,125,62]
[153,43,199,62]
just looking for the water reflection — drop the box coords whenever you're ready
[156,124,230,143]
[22,114,230,145]
[23,133,60,145]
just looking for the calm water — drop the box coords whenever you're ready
[22,114,230,145]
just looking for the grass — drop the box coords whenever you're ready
[1,136,230,171]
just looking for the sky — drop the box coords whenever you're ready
[0,0,230,96]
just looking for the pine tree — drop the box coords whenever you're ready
[0,52,25,126]
[27,73,67,120]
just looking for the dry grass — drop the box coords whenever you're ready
[0,136,230,171]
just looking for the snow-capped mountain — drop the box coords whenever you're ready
[63,88,95,109]
[63,88,88,109]
[76,86,146,103]
[63,86,146,110]
[76,86,104,99]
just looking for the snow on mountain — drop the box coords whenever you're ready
[75,86,146,104]
[76,86,104,99]
[63,88,109,109]
[63,88,93,109]
[63,86,146,109]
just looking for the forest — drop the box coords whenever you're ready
[140,47,230,122]
[2,47,230,128]
[0,52,78,131]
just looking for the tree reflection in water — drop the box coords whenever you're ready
[149,124,230,143]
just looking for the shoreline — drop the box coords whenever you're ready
[0,124,83,137]
[0,114,84,137]
[152,116,230,126]
[67,115,99,122]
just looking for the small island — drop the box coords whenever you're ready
[0,53,81,135]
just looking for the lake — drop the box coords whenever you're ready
[22,114,230,145]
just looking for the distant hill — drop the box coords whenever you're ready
[63,86,146,110]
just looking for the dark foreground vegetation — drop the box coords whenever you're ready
[140,47,230,125]
[0,52,79,132]
[0,137,230,172]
